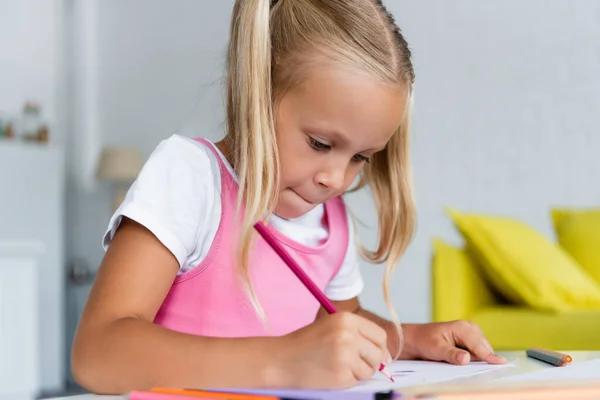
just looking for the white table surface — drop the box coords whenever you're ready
[44,351,600,400]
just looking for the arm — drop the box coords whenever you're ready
[71,218,278,394]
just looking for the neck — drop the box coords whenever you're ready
[214,137,235,170]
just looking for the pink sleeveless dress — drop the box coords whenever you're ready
[153,138,350,337]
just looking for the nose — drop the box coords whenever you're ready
[315,162,346,193]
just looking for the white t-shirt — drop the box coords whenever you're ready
[102,134,364,301]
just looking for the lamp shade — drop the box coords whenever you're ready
[96,147,143,182]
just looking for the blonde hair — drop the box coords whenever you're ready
[225,0,416,342]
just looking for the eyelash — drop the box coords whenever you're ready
[308,137,371,164]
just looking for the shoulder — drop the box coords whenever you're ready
[132,134,225,203]
[126,134,223,211]
[102,134,224,268]
[146,134,221,177]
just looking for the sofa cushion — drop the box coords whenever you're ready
[551,208,600,285]
[472,306,600,350]
[446,208,600,312]
[431,239,496,321]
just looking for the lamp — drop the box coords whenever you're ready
[96,147,143,211]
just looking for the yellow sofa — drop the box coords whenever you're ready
[431,238,600,351]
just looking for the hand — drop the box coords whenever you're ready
[273,312,391,389]
[402,320,507,365]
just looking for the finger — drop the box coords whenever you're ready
[352,351,381,382]
[358,339,385,372]
[445,346,471,365]
[384,351,393,365]
[356,318,388,352]
[477,339,507,364]
[486,353,507,364]
[479,336,507,364]
[453,323,498,364]
[470,326,495,357]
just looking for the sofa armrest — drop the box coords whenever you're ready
[431,238,497,322]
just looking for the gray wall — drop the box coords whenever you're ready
[0,0,61,129]
[0,0,66,393]
[386,0,600,321]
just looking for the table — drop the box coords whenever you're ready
[44,351,600,400]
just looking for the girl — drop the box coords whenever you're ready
[72,0,505,394]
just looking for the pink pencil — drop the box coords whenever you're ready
[254,221,394,382]
[129,390,215,399]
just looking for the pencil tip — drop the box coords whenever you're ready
[380,366,394,382]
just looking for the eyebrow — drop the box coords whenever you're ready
[312,127,387,153]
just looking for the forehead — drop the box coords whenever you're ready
[279,66,407,149]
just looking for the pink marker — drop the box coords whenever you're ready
[254,222,395,383]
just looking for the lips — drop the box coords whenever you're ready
[292,190,320,205]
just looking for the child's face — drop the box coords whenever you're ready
[274,67,407,219]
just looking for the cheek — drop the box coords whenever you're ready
[280,155,316,184]
[276,137,316,185]
[277,146,312,186]
[344,165,363,188]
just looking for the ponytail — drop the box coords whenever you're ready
[226,0,278,320]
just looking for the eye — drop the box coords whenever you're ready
[352,154,371,163]
[308,137,331,151]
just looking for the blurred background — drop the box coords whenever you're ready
[1,0,599,398]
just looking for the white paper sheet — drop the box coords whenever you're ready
[348,360,514,391]
[493,358,600,383]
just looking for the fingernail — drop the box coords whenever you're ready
[494,354,507,363]
[458,353,468,364]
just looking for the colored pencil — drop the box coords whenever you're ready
[526,348,572,367]
[254,221,394,382]
[130,390,219,400]
[152,387,286,399]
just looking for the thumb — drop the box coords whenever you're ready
[446,347,470,365]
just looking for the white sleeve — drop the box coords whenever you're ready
[102,135,219,269]
[324,209,365,300]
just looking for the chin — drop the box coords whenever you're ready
[273,196,315,220]
[273,204,312,220]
